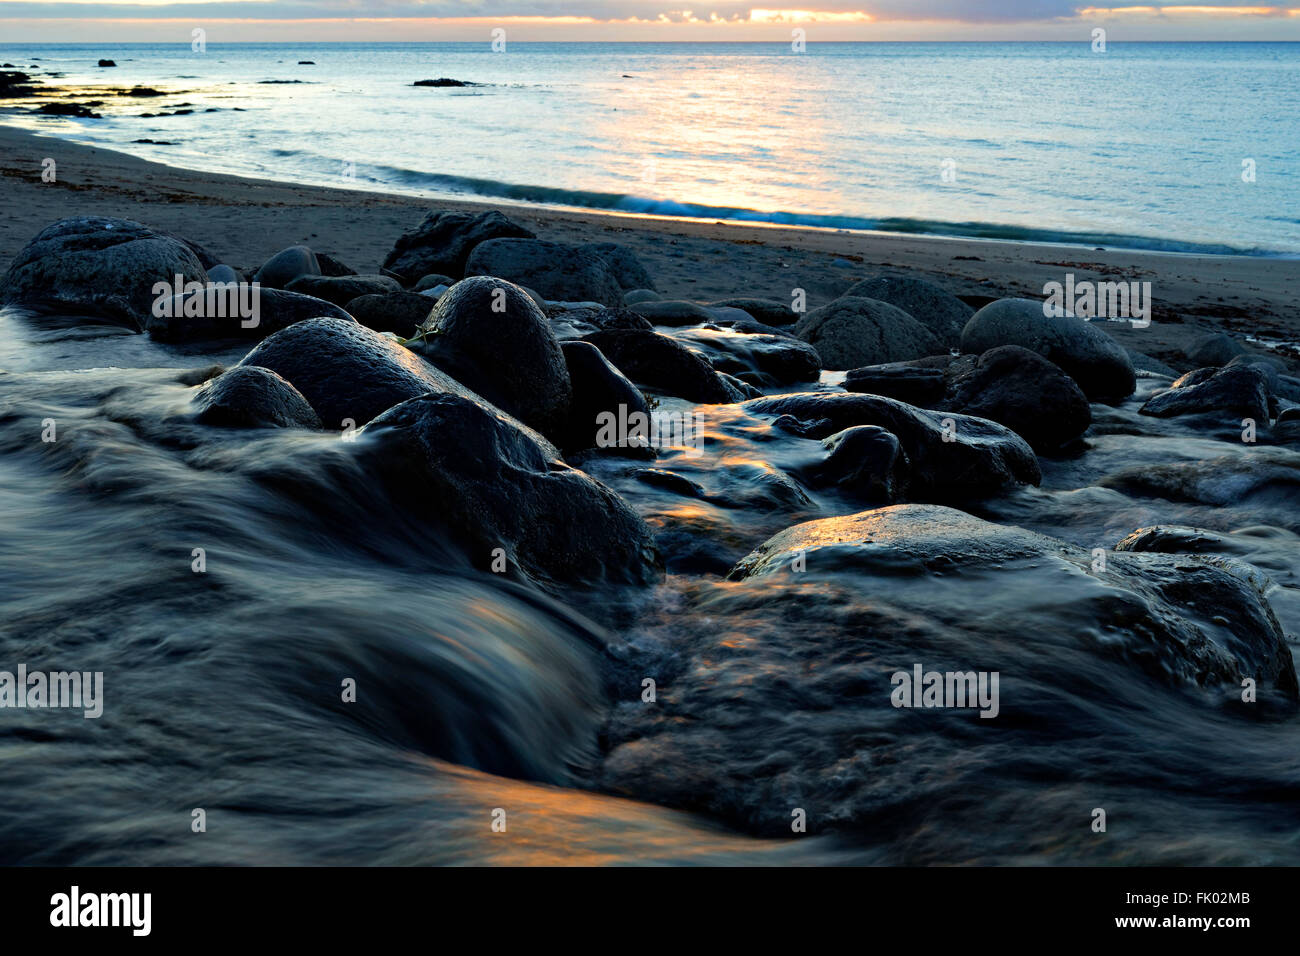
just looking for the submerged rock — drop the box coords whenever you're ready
[804,426,910,503]
[0,216,206,329]
[465,239,625,307]
[795,296,944,370]
[192,365,322,429]
[671,327,822,384]
[840,275,974,348]
[1140,365,1272,423]
[383,210,536,282]
[710,297,798,326]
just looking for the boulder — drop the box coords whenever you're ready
[624,289,662,305]
[382,210,535,282]
[583,243,655,291]
[315,253,358,277]
[630,300,715,327]
[413,273,456,292]
[794,296,945,370]
[843,363,949,406]
[0,216,206,329]
[146,286,354,343]
[583,328,745,404]
[285,273,401,306]
[206,264,242,284]
[1186,332,1246,368]
[840,275,974,348]
[960,297,1136,401]
[671,327,822,384]
[465,238,624,307]
[559,340,650,451]
[343,292,433,337]
[710,297,798,327]
[412,276,572,438]
[1139,365,1271,422]
[192,365,322,429]
[253,245,320,289]
[803,425,910,503]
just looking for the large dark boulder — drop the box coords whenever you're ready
[344,292,433,337]
[583,328,745,404]
[0,216,206,329]
[192,365,322,429]
[1140,365,1272,423]
[465,238,625,307]
[582,243,655,291]
[840,275,974,348]
[382,210,536,282]
[559,340,650,452]
[794,296,945,370]
[286,273,401,306]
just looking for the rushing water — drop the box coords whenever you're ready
[2,40,1299,255]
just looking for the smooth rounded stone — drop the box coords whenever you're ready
[804,425,909,503]
[414,276,573,438]
[146,287,354,343]
[207,264,242,284]
[628,299,715,327]
[1114,525,1251,556]
[945,345,1092,453]
[546,303,653,341]
[960,297,1136,401]
[192,365,322,429]
[253,245,320,289]
[1100,448,1300,506]
[358,393,660,588]
[843,363,949,406]
[1186,331,1247,368]
[582,242,655,291]
[840,275,974,348]
[794,296,945,370]
[671,327,821,384]
[559,340,649,452]
[1139,365,1271,422]
[703,306,757,325]
[743,391,1040,499]
[706,316,800,340]
[315,252,357,277]
[343,292,433,336]
[236,317,551,441]
[582,328,746,404]
[634,468,705,498]
[285,273,402,307]
[413,272,456,292]
[623,288,662,305]
[0,216,207,329]
[710,297,798,326]
[465,238,625,307]
[382,210,536,282]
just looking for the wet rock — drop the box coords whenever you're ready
[413,273,456,292]
[253,245,320,289]
[559,340,649,452]
[547,303,653,340]
[961,297,1136,401]
[946,345,1092,453]
[382,210,535,282]
[465,239,625,307]
[743,392,1040,499]
[840,275,974,348]
[192,365,322,429]
[1186,332,1246,368]
[804,426,910,503]
[316,253,358,277]
[344,292,433,337]
[844,363,949,405]
[97,59,116,67]
[358,393,660,588]
[710,297,798,326]
[1101,449,1300,506]
[0,216,207,329]
[630,300,715,327]
[412,276,572,438]
[1140,365,1271,423]
[146,287,354,343]
[583,243,655,291]
[583,328,746,404]
[794,296,945,370]
[286,273,401,306]
[671,327,821,384]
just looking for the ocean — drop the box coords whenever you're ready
[3,40,1298,255]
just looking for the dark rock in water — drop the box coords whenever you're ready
[710,297,798,326]
[382,210,535,282]
[961,297,1136,401]
[671,327,822,384]
[1224,354,1287,398]
[1101,449,1300,506]
[804,426,909,503]
[413,77,476,87]
[359,393,660,587]
[844,363,949,405]
[286,273,401,307]
[236,317,535,434]
[33,102,101,117]
[1128,348,1180,378]
[743,392,1040,499]
[583,328,745,404]
[794,296,945,370]
[298,61,315,65]
[1140,365,1271,423]
[582,243,655,291]
[413,273,456,292]
[634,468,705,498]
[254,245,320,289]
[343,292,432,337]
[720,371,762,400]
[465,238,625,307]
[946,345,1092,453]
[630,300,715,327]
[840,275,974,348]
[0,216,206,329]
[98,59,116,67]
[192,365,322,429]
[624,289,662,305]
[315,252,358,277]
[559,340,649,452]
[1186,331,1246,368]
[146,286,354,343]
[412,276,573,438]
[547,303,652,340]
[207,264,242,284]
[1114,525,1249,556]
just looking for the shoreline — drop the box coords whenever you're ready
[2,121,1298,368]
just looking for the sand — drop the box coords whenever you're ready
[1,122,1296,371]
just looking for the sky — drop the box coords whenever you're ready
[2,0,1299,41]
